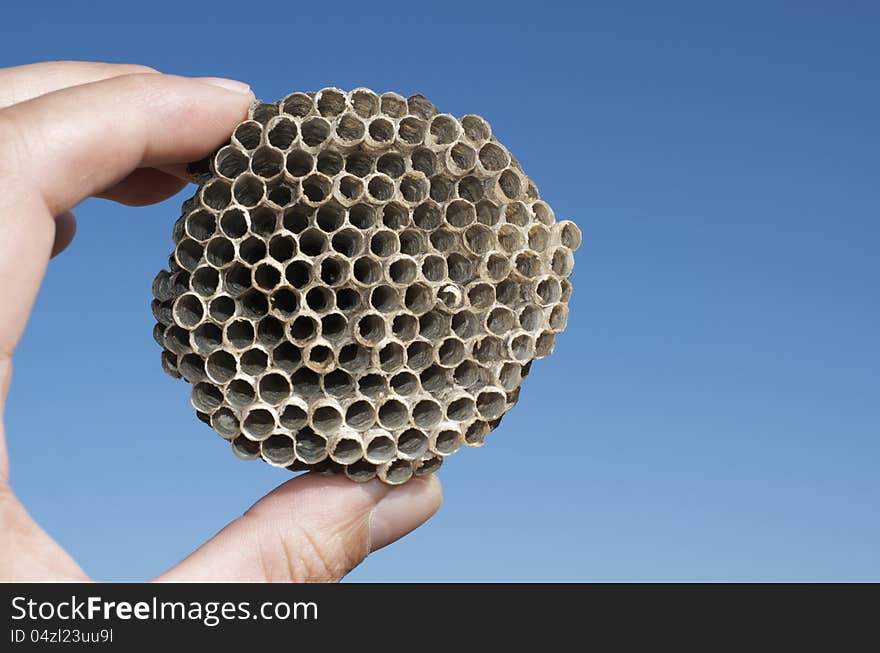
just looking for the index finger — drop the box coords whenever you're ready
[0,61,159,109]
[0,73,253,360]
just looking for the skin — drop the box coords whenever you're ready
[0,61,443,582]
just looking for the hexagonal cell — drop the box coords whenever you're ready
[153,87,579,483]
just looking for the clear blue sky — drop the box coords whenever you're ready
[2,1,878,581]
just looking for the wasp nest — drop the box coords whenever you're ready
[151,88,581,485]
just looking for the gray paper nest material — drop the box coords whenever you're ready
[151,88,582,485]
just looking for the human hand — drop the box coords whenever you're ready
[0,61,442,582]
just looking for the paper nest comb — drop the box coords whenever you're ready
[151,88,581,485]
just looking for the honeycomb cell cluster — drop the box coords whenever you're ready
[151,88,581,485]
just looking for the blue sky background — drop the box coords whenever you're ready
[1,1,878,581]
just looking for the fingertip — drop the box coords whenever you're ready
[195,76,253,96]
[252,471,442,553]
[368,474,443,552]
[244,471,392,531]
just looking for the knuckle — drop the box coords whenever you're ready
[289,523,358,582]
[115,71,159,95]
[113,73,179,115]
[112,63,159,76]
[52,61,158,77]
[51,61,159,79]
[0,111,26,185]
[244,509,368,582]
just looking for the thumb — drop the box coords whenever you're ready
[154,473,442,582]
